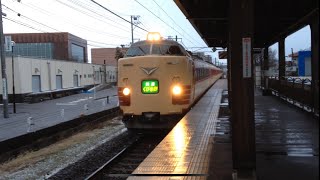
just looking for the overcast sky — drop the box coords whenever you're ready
[2,0,311,63]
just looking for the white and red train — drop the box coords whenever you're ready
[118,33,222,130]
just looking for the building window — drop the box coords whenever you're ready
[9,43,53,59]
[71,44,85,63]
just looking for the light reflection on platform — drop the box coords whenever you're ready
[129,88,223,179]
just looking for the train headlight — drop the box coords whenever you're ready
[172,85,182,95]
[147,32,161,41]
[123,87,131,96]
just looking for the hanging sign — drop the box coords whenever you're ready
[242,37,252,78]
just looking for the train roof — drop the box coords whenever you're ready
[131,39,185,48]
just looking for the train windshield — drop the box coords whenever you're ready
[125,42,186,57]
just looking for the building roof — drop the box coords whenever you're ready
[174,0,318,48]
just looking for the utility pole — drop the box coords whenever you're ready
[131,15,134,44]
[130,15,140,44]
[11,41,16,113]
[0,0,9,118]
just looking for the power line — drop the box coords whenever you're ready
[20,0,131,35]
[133,0,197,48]
[69,0,145,37]
[89,0,149,32]
[3,16,121,48]
[68,0,131,30]
[151,0,203,46]
[3,17,47,32]
[59,0,146,37]
[3,3,131,40]
[3,4,60,32]
[55,0,131,34]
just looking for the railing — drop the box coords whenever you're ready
[266,76,316,112]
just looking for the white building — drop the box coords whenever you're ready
[0,56,117,102]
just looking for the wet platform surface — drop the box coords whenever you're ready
[255,89,319,180]
[210,87,319,180]
[129,80,227,179]
[0,87,118,141]
[129,79,319,180]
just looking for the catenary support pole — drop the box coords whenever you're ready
[0,0,9,118]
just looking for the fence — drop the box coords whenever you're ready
[266,76,318,113]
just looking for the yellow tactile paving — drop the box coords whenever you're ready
[129,87,223,180]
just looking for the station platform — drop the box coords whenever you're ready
[0,87,118,142]
[129,79,227,179]
[129,79,319,180]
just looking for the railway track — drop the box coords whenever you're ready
[85,133,167,180]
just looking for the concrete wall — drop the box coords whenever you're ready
[0,56,111,95]
[105,66,117,83]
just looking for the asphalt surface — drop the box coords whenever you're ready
[0,87,118,141]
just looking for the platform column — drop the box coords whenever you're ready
[263,47,269,86]
[278,39,286,79]
[310,12,319,114]
[229,0,256,178]
[262,47,271,95]
[227,44,232,108]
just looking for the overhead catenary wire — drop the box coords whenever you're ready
[54,0,131,34]
[13,3,133,39]
[18,0,144,37]
[2,3,131,41]
[89,0,149,33]
[70,0,144,35]
[133,0,198,49]
[3,15,121,48]
[53,0,145,37]
[3,4,60,32]
[151,0,204,46]
[68,0,146,37]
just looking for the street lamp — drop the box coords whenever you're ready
[11,41,16,113]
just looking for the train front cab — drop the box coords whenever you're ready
[118,55,193,129]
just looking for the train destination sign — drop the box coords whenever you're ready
[142,80,159,94]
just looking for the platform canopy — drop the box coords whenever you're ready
[174,0,318,48]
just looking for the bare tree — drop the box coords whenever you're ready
[268,48,278,67]
[115,47,124,61]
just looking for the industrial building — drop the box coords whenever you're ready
[4,32,88,63]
